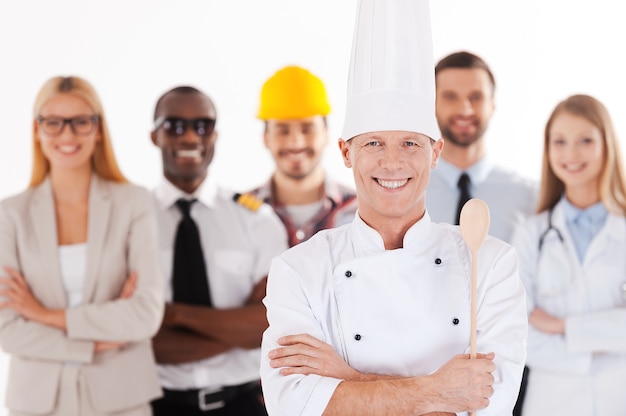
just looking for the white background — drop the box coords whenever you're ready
[0,1,624,412]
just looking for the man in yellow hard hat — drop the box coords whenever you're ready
[247,65,357,247]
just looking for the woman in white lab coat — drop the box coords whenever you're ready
[512,94,626,416]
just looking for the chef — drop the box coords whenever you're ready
[259,0,527,415]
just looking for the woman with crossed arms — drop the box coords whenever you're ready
[512,94,626,415]
[0,76,164,416]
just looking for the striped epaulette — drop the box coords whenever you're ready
[233,193,264,212]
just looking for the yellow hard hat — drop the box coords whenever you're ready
[257,66,331,120]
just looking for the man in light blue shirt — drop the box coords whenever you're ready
[426,51,537,416]
[427,51,537,243]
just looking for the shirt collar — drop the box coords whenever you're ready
[259,175,345,206]
[154,176,218,210]
[560,196,608,226]
[253,180,272,202]
[435,157,493,188]
[351,210,435,255]
[323,178,350,206]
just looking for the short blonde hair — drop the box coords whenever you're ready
[537,94,626,214]
[30,76,126,187]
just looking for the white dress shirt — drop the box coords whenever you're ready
[153,178,288,390]
[427,157,538,243]
[58,243,87,309]
[512,200,626,415]
[261,212,528,416]
[59,243,87,368]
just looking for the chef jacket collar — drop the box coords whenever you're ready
[351,210,435,255]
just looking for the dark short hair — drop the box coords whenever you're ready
[435,51,495,92]
[153,86,214,121]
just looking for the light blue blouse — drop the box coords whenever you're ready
[561,197,608,262]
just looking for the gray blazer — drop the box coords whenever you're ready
[0,175,164,414]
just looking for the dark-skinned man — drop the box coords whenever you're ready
[148,86,287,416]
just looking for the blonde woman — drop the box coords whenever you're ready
[0,76,164,416]
[512,94,626,415]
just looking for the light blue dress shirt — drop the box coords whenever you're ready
[561,197,608,262]
[427,157,538,243]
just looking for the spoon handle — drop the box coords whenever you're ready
[469,250,478,416]
[470,249,478,360]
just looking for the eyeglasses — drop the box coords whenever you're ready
[154,117,216,138]
[36,115,100,136]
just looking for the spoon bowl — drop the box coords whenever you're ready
[460,198,490,252]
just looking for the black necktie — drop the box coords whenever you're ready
[172,199,212,306]
[455,173,472,225]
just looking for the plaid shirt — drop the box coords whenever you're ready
[248,178,358,247]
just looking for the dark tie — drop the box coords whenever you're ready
[455,173,472,225]
[172,198,212,306]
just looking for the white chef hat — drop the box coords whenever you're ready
[341,0,440,141]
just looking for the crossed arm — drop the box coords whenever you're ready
[267,333,496,416]
[0,266,137,353]
[152,276,269,364]
[528,307,565,334]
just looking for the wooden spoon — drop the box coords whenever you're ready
[459,198,490,357]
[459,198,490,416]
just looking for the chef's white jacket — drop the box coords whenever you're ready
[261,212,527,415]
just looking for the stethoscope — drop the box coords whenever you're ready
[537,204,626,302]
[537,207,564,251]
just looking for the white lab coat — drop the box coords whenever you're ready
[512,199,626,416]
[261,212,527,416]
